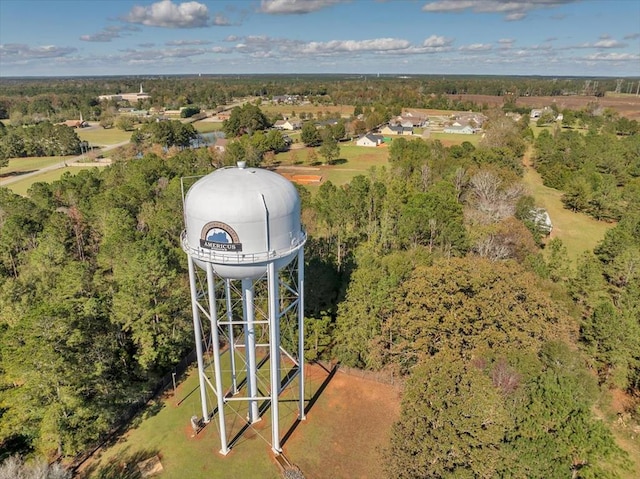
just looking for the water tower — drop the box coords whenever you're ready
[181,162,307,455]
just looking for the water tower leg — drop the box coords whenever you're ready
[242,279,260,423]
[207,264,229,455]
[273,272,281,392]
[225,279,238,395]
[298,248,306,421]
[268,262,282,453]
[187,256,210,424]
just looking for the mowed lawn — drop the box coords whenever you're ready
[5,166,107,196]
[274,142,390,194]
[79,361,399,479]
[192,120,225,133]
[77,127,132,146]
[1,155,70,177]
[522,152,614,265]
[429,131,482,147]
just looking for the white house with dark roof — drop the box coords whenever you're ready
[356,133,383,147]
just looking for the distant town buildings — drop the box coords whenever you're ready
[98,84,151,104]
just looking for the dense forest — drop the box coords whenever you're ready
[1,77,639,477]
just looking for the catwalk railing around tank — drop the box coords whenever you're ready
[180,229,306,265]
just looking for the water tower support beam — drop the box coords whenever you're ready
[242,278,260,423]
[207,264,229,455]
[225,279,239,395]
[268,261,282,453]
[187,256,210,423]
[298,248,306,421]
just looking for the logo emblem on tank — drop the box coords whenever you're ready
[200,221,242,251]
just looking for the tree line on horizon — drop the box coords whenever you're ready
[0,75,628,127]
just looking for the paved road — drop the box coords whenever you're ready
[0,140,129,187]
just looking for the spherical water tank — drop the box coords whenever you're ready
[181,162,306,279]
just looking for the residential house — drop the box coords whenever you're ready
[530,109,543,119]
[271,95,300,104]
[380,124,413,136]
[273,118,302,130]
[443,124,475,134]
[356,133,383,147]
[213,138,229,153]
[394,113,429,127]
[454,113,486,128]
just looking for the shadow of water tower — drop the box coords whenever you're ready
[181,161,307,455]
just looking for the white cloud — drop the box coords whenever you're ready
[584,52,640,61]
[210,46,232,53]
[166,39,212,46]
[224,34,458,59]
[298,38,411,54]
[119,47,207,62]
[623,33,640,40]
[213,14,231,25]
[124,0,210,28]
[459,43,493,51]
[80,25,140,43]
[422,35,452,48]
[571,38,627,49]
[497,38,514,49]
[259,0,344,15]
[593,38,625,48]
[0,43,77,59]
[505,12,525,21]
[422,0,579,21]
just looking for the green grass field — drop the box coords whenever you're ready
[274,142,390,195]
[1,155,70,177]
[5,166,106,196]
[522,127,614,266]
[77,128,132,146]
[429,131,482,146]
[79,356,398,479]
[192,120,224,133]
[523,164,614,264]
[80,359,284,479]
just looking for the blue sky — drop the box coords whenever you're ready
[1,0,639,77]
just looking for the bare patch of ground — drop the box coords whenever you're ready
[284,364,401,479]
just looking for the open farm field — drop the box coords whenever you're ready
[450,94,640,120]
[79,363,399,479]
